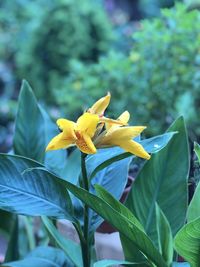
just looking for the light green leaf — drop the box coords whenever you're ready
[2,246,71,267]
[194,142,200,163]
[155,203,173,265]
[61,149,81,184]
[13,80,45,163]
[172,262,190,267]
[187,182,200,222]
[0,154,73,220]
[174,217,200,267]
[125,117,189,250]
[93,259,140,267]
[42,216,82,267]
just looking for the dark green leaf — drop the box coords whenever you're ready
[4,216,19,262]
[42,216,82,267]
[0,154,73,220]
[13,80,45,163]
[155,203,173,265]
[125,117,189,250]
[174,217,200,267]
[187,182,200,222]
[194,142,200,163]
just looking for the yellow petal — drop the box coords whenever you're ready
[105,111,130,131]
[88,92,111,115]
[119,140,150,160]
[46,133,75,151]
[76,133,97,154]
[76,112,99,138]
[101,126,147,144]
[57,118,77,139]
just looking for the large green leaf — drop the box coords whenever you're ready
[187,182,200,222]
[155,203,173,265]
[2,246,71,267]
[172,263,190,267]
[174,217,200,267]
[0,154,73,220]
[13,80,45,163]
[28,168,167,267]
[41,216,82,267]
[125,117,189,249]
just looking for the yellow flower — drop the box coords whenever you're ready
[46,112,99,154]
[96,111,151,160]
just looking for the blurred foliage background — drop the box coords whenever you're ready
[1,0,200,153]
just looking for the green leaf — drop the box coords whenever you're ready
[194,142,200,163]
[89,132,176,180]
[2,246,71,267]
[4,216,19,262]
[155,203,173,265]
[41,216,82,267]
[88,149,132,231]
[0,210,16,237]
[0,154,73,220]
[174,217,200,267]
[13,80,45,163]
[187,182,200,222]
[60,149,81,184]
[95,185,147,264]
[125,117,189,249]
[93,259,139,267]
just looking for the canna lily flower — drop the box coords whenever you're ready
[96,111,151,160]
[46,112,99,154]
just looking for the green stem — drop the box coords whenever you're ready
[81,152,91,267]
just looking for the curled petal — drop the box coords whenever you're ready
[101,126,147,144]
[106,111,130,131]
[88,92,111,115]
[57,118,77,140]
[119,140,150,160]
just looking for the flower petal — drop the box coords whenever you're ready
[88,92,111,115]
[105,111,130,131]
[46,133,75,151]
[101,126,147,144]
[57,118,77,139]
[76,113,99,138]
[119,140,150,160]
[76,133,96,154]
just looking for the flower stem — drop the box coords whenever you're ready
[81,152,91,267]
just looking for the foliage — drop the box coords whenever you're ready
[14,0,113,103]
[56,4,200,138]
[0,82,176,266]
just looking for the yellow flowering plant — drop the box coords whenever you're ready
[0,82,180,267]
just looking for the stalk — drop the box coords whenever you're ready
[80,152,91,267]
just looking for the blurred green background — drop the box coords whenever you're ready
[1,0,200,152]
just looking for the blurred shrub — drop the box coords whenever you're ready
[55,4,200,138]
[130,3,200,136]
[53,51,134,121]
[15,0,113,103]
